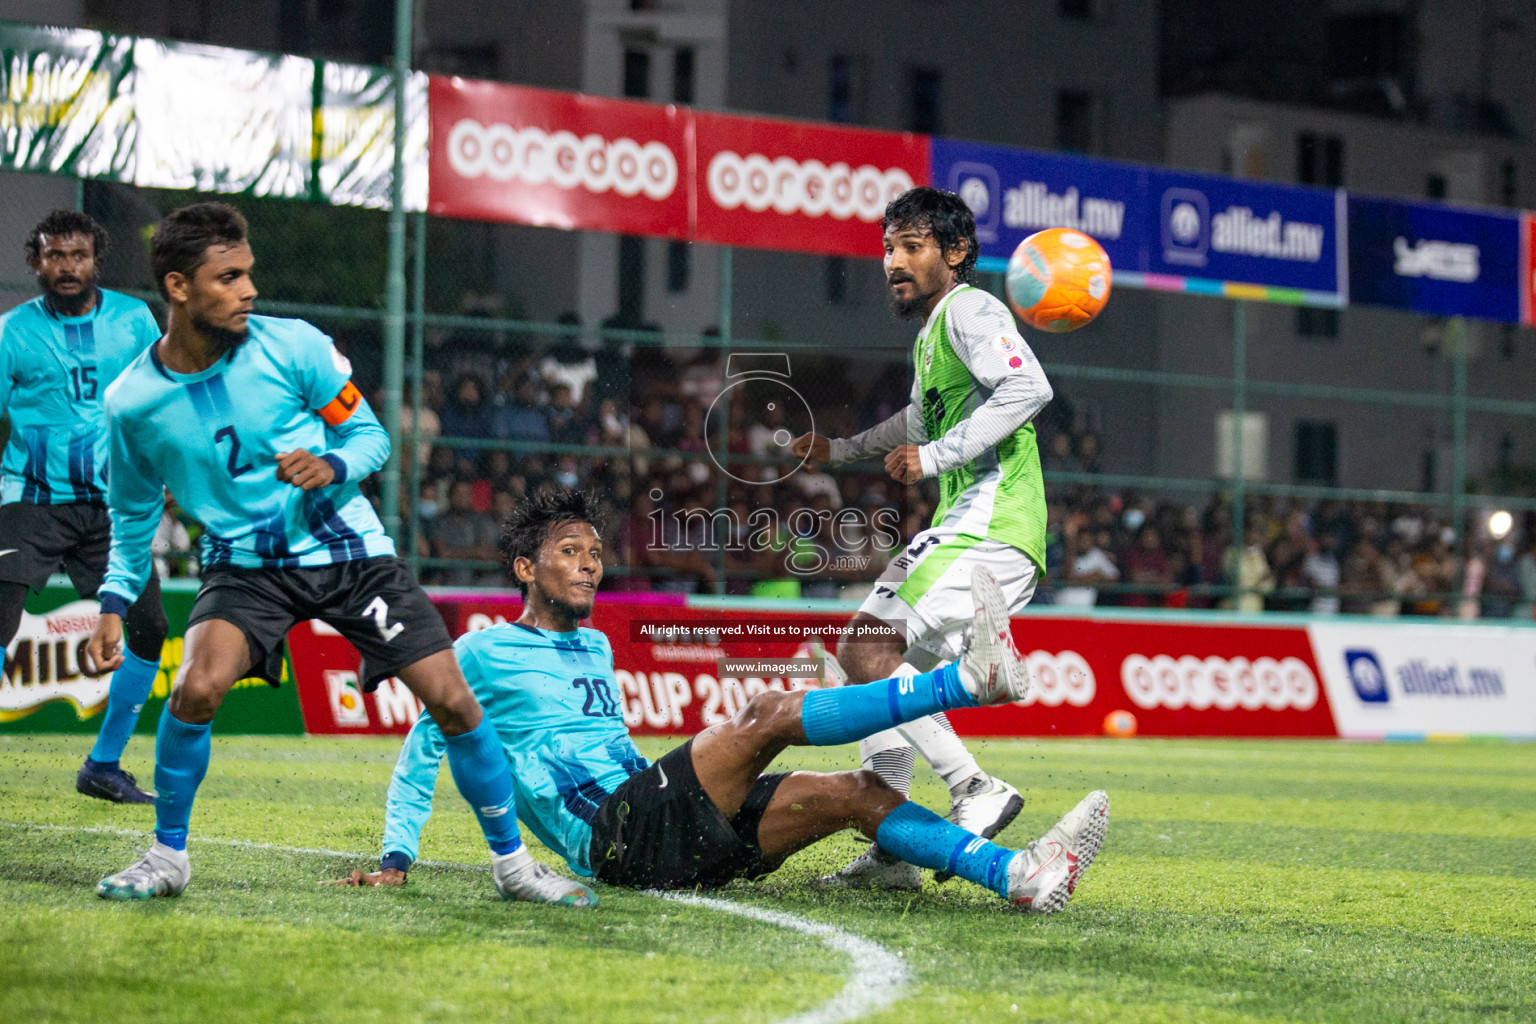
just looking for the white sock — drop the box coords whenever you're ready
[491,846,534,873]
[897,693,984,792]
[859,727,915,797]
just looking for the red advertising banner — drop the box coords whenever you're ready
[1522,213,1535,326]
[289,594,1335,739]
[692,111,929,256]
[427,76,691,238]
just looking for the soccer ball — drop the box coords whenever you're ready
[1005,228,1112,333]
[1103,709,1138,738]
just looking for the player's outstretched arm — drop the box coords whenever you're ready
[328,713,445,886]
[92,405,166,671]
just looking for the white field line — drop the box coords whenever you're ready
[3,821,910,1024]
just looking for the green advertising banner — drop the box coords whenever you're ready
[0,578,304,735]
[0,23,133,180]
[0,21,425,209]
[317,61,427,211]
[130,38,313,196]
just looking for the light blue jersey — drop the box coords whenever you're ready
[0,290,161,504]
[383,622,649,877]
[98,315,393,613]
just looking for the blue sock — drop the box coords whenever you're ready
[89,649,160,764]
[875,801,1017,897]
[443,717,523,856]
[153,707,211,851]
[800,663,975,746]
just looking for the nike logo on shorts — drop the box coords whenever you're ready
[656,763,668,789]
[0,550,16,557]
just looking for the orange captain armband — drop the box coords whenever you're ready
[318,381,363,426]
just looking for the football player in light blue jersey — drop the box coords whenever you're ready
[85,202,592,908]
[0,210,168,803]
[337,489,1109,915]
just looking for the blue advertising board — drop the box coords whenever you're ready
[933,137,1146,280]
[1347,196,1521,322]
[1143,168,1345,302]
[932,138,1347,307]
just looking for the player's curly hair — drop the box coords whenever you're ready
[25,209,110,265]
[150,202,249,299]
[882,186,978,283]
[497,486,607,594]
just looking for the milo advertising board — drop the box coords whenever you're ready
[0,577,304,734]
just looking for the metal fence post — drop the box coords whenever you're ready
[407,210,426,577]
[1451,316,1468,546]
[713,245,734,595]
[379,0,413,543]
[1230,300,1247,606]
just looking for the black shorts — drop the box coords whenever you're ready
[187,556,453,689]
[588,738,789,890]
[0,500,113,593]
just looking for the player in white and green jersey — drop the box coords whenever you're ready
[794,186,1088,890]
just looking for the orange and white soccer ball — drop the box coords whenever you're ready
[1005,227,1112,333]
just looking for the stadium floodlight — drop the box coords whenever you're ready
[1487,509,1513,539]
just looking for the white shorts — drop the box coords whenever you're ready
[857,525,1037,668]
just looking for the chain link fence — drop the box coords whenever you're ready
[3,170,1535,617]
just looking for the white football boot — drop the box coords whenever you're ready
[1006,790,1109,914]
[97,842,190,900]
[956,567,1030,706]
[813,842,923,892]
[934,775,1026,883]
[492,849,598,908]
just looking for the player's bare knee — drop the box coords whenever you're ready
[423,687,483,736]
[732,690,800,740]
[167,671,221,724]
[842,769,904,828]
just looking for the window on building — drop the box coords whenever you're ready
[1056,90,1097,154]
[667,241,690,293]
[672,48,695,104]
[825,256,848,305]
[1294,421,1338,486]
[1326,12,1407,81]
[1296,306,1340,339]
[618,236,646,324]
[828,55,862,124]
[623,49,650,99]
[1297,133,1344,185]
[1500,159,1518,207]
[909,68,942,134]
[1426,174,1448,200]
[1060,0,1094,18]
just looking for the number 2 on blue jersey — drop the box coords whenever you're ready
[214,425,254,477]
[571,675,620,718]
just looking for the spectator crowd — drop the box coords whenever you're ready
[145,321,1536,620]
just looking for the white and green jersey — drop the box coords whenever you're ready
[830,283,1052,570]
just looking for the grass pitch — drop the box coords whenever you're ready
[2,733,1533,1024]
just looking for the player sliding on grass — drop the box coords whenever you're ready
[791,186,1055,890]
[85,202,591,908]
[0,211,168,804]
[335,489,1108,912]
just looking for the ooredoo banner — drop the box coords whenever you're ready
[1348,195,1521,322]
[692,111,928,257]
[290,594,1340,739]
[427,76,691,238]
